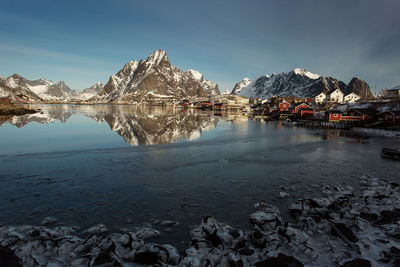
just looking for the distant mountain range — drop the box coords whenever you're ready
[1,51,375,103]
[0,50,219,103]
[230,68,373,100]
[0,73,103,102]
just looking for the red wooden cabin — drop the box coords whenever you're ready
[378,111,400,123]
[279,100,290,112]
[326,110,343,122]
[298,108,314,117]
[294,103,312,114]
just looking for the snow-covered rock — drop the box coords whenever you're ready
[231,77,251,95]
[232,69,372,100]
[90,50,220,103]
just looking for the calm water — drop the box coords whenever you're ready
[0,104,399,248]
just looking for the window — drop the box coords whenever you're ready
[334,113,338,117]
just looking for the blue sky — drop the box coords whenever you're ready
[0,0,399,92]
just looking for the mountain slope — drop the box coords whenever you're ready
[231,77,251,95]
[234,68,372,99]
[80,82,104,100]
[90,50,220,103]
[0,74,42,101]
[0,74,84,101]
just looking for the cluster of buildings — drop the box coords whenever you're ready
[314,89,361,104]
[275,100,400,125]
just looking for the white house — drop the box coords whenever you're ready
[344,93,361,103]
[329,88,344,103]
[314,92,326,104]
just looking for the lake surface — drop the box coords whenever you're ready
[0,104,399,248]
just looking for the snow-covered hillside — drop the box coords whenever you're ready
[232,68,372,100]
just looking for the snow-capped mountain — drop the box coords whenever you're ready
[0,74,104,101]
[90,50,220,103]
[233,68,372,100]
[0,74,42,101]
[231,77,251,95]
[39,81,81,100]
[80,82,104,100]
[185,69,219,96]
[1,74,84,101]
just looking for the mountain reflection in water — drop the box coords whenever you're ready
[0,104,221,146]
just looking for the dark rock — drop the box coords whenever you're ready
[393,258,400,267]
[93,251,113,265]
[376,210,400,225]
[229,258,244,267]
[359,212,378,222]
[332,223,358,242]
[341,258,371,267]
[30,229,40,238]
[251,229,266,248]
[134,249,159,265]
[238,247,255,256]
[255,253,303,267]
[0,245,21,267]
[391,246,400,257]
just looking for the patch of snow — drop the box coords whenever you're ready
[186,69,203,81]
[293,68,320,79]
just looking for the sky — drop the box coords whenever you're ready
[0,0,399,92]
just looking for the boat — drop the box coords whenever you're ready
[381,148,400,160]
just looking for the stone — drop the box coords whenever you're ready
[341,258,371,267]
[331,223,358,243]
[41,217,58,226]
[0,245,21,267]
[255,253,303,267]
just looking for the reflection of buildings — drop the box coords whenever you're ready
[0,104,218,146]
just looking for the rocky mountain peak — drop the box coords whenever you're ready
[291,68,320,80]
[231,77,251,95]
[146,50,168,66]
[186,69,204,82]
[90,50,219,103]
[347,77,373,99]
[234,69,371,100]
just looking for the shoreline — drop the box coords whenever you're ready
[1,175,399,266]
[0,104,37,117]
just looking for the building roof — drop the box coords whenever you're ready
[328,88,344,95]
[379,110,400,116]
[327,110,343,114]
[348,108,378,116]
[295,102,311,108]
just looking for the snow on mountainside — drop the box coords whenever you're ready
[0,74,42,101]
[1,74,81,101]
[186,69,219,96]
[80,82,104,100]
[234,68,372,100]
[0,73,105,101]
[231,77,251,95]
[90,50,220,103]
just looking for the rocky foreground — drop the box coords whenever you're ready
[0,103,37,116]
[0,175,399,266]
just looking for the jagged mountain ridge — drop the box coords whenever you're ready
[80,82,104,100]
[234,68,372,100]
[90,50,220,103]
[0,73,104,101]
[231,77,251,95]
[0,74,42,101]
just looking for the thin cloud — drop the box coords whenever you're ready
[0,44,110,67]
